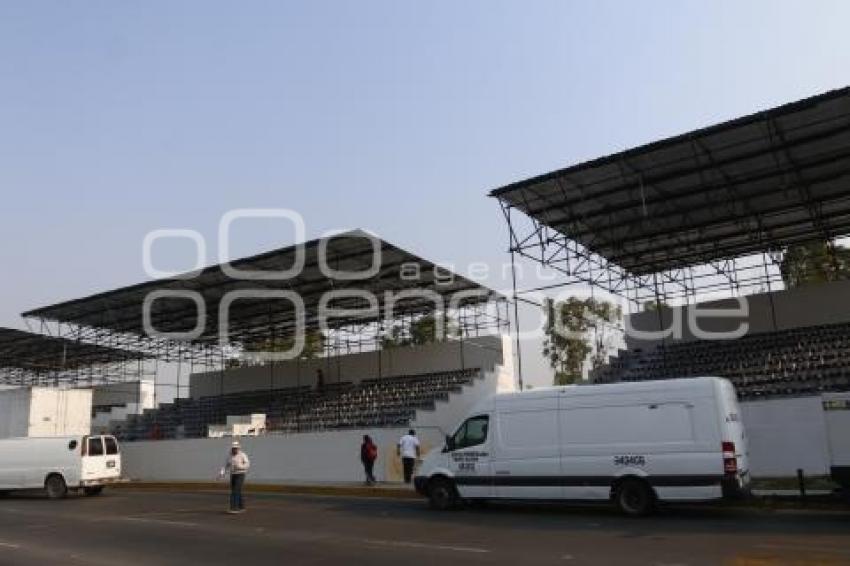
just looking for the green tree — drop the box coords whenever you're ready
[380,324,410,349]
[780,240,850,289]
[381,314,458,349]
[243,329,326,360]
[643,299,669,312]
[543,297,622,386]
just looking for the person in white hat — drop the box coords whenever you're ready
[219,440,250,513]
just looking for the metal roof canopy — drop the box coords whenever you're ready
[0,327,144,372]
[491,87,850,276]
[22,231,503,346]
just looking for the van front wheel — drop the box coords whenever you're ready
[427,478,457,511]
[615,478,654,516]
[45,475,67,500]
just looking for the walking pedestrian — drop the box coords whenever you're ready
[360,435,378,485]
[219,440,250,514]
[397,429,420,484]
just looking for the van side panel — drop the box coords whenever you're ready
[0,437,83,490]
[715,378,750,494]
[416,377,744,507]
[716,379,749,471]
[558,384,724,501]
[492,395,561,499]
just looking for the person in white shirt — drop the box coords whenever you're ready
[219,440,250,513]
[397,429,421,484]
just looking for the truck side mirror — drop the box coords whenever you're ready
[443,434,454,453]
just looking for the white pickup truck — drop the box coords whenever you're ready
[0,434,124,498]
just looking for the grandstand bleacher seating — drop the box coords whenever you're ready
[594,321,850,400]
[114,368,480,441]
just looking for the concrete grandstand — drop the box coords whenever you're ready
[491,86,850,484]
[3,87,850,486]
[14,232,515,482]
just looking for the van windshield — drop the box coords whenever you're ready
[451,415,489,450]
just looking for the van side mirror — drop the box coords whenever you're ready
[443,434,455,453]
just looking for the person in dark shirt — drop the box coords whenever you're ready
[360,435,378,486]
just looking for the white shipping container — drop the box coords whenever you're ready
[0,388,92,439]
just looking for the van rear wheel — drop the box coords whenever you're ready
[427,478,457,511]
[615,478,654,516]
[84,486,104,497]
[45,475,67,500]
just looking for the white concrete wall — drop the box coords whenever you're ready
[121,427,445,483]
[189,336,506,399]
[741,396,831,477]
[121,392,848,482]
[121,336,517,483]
[823,392,850,468]
[413,348,516,435]
[626,279,850,350]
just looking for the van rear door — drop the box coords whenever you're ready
[81,435,121,483]
[717,379,749,484]
[103,436,122,479]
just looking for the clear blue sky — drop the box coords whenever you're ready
[2,1,849,386]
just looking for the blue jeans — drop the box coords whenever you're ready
[230,473,245,510]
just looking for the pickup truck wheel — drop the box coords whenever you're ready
[427,477,457,511]
[45,474,68,500]
[84,486,104,497]
[615,478,654,516]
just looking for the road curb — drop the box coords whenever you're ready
[111,483,850,511]
[113,481,421,500]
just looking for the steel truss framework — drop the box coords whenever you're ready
[19,232,509,399]
[499,204,789,308]
[492,87,850,385]
[0,327,149,387]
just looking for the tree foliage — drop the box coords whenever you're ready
[242,329,326,360]
[381,314,459,349]
[543,297,622,386]
[780,240,850,289]
[642,299,670,312]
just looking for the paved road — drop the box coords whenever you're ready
[0,489,848,565]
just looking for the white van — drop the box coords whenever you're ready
[0,435,124,498]
[415,377,749,515]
